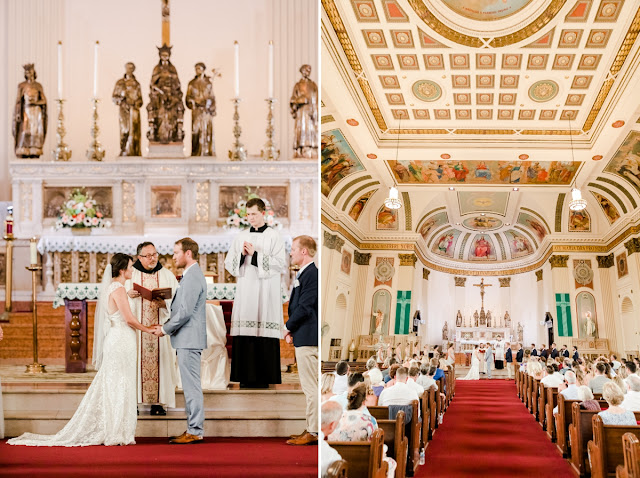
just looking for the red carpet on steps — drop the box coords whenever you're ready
[0,437,318,477]
[416,380,574,478]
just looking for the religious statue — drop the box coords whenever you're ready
[373,309,384,334]
[13,63,47,158]
[112,62,143,156]
[185,62,216,156]
[404,342,411,361]
[147,44,184,143]
[442,321,449,341]
[290,64,318,158]
[504,311,511,328]
[486,311,492,328]
[456,310,462,327]
[473,310,479,327]
[517,322,524,343]
[584,311,597,337]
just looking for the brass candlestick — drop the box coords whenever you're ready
[1,207,14,322]
[261,98,280,161]
[228,98,247,161]
[25,264,46,374]
[86,97,105,161]
[52,98,72,161]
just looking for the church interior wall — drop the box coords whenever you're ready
[1,0,318,200]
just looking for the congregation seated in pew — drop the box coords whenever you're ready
[622,376,640,412]
[321,401,344,478]
[330,373,366,412]
[379,367,420,409]
[322,372,336,402]
[600,382,638,426]
[333,361,350,395]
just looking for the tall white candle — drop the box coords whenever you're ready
[93,41,99,97]
[234,41,240,98]
[30,237,38,265]
[268,41,273,99]
[57,41,63,98]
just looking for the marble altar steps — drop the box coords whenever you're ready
[3,382,307,438]
[0,302,92,363]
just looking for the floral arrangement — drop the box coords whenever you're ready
[55,188,111,229]
[225,189,281,230]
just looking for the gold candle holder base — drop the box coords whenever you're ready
[228,98,247,162]
[25,363,47,374]
[25,264,46,374]
[86,97,105,161]
[261,98,280,161]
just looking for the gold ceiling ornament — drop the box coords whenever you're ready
[407,0,566,48]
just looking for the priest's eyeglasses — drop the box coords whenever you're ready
[139,253,159,259]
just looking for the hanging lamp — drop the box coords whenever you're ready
[385,118,403,209]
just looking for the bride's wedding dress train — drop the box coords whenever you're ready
[459,351,480,380]
[8,282,137,447]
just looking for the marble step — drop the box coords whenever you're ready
[5,409,306,438]
[3,388,306,413]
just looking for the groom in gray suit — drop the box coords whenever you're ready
[155,237,207,444]
[485,343,493,379]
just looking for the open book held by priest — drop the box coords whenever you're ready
[133,282,172,301]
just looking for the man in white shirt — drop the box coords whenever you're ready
[320,401,343,478]
[378,367,420,407]
[625,361,640,388]
[541,364,564,387]
[621,375,640,411]
[416,365,438,392]
[553,371,579,414]
[407,366,425,397]
[611,354,622,372]
[332,361,349,395]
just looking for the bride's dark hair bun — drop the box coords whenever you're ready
[111,253,133,278]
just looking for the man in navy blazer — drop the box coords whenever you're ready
[285,235,318,446]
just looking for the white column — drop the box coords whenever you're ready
[597,254,621,355]
[350,252,371,340]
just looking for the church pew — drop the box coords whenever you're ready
[419,389,432,448]
[531,378,539,418]
[516,367,522,399]
[329,428,388,478]
[537,381,547,426]
[368,401,421,477]
[588,415,640,478]
[616,433,640,478]
[326,459,348,478]
[526,375,533,410]
[427,387,437,441]
[437,377,446,411]
[545,386,559,440]
[569,402,624,476]
[556,396,582,457]
[376,410,408,478]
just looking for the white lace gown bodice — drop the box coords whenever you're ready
[460,350,480,381]
[8,282,138,447]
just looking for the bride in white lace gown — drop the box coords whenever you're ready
[459,345,480,381]
[8,254,157,447]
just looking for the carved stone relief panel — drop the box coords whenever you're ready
[218,186,289,219]
[299,180,312,221]
[206,253,218,277]
[60,252,72,283]
[78,252,90,283]
[97,253,109,282]
[195,181,210,223]
[20,182,33,221]
[122,182,137,223]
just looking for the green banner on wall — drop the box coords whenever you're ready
[395,290,412,335]
[555,293,573,337]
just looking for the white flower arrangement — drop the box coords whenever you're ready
[55,189,112,230]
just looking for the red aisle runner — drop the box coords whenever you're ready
[416,380,574,478]
[0,437,318,477]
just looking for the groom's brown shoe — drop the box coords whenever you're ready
[169,431,188,441]
[289,429,307,439]
[170,433,204,444]
[286,431,318,445]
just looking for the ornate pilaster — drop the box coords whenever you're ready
[195,181,210,223]
[535,270,543,281]
[624,237,640,256]
[597,253,614,268]
[499,277,511,287]
[549,255,569,268]
[423,268,430,280]
[454,276,466,287]
[398,253,417,267]
[323,231,344,251]
[354,251,371,265]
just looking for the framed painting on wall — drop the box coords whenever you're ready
[341,250,352,275]
[617,252,629,278]
[150,186,182,218]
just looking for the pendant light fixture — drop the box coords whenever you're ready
[385,119,403,210]
[567,117,587,211]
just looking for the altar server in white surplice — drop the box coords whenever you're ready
[225,197,286,388]
[126,241,179,413]
[494,336,505,370]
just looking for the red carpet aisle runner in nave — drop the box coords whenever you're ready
[416,380,573,478]
[0,437,318,477]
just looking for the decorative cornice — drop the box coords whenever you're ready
[323,231,344,251]
[321,214,640,277]
[498,277,511,288]
[625,237,640,256]
[535,270,543,282]
[454,276,466,287]
[354,251,371,265]
[399,253,417,267]
[423,268,430,280]
[549,255,569,268]
[596,254,614,268]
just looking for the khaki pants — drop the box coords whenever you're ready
[295,346,318,434]
[508,362,514,379]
